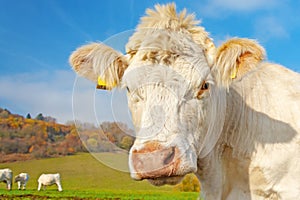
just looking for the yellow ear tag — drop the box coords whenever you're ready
[96,77,116,90]
[230,67,238,79]
[97,77,108,90]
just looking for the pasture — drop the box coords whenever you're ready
[0,153,199,199]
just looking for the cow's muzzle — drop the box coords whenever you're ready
[130,142,181,180]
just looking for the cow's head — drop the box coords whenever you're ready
[14,175,21,183]
[69,3,265,185]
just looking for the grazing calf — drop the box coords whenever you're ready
[14,173,29,190]
[0,168,12,190]
[37,173,62,191]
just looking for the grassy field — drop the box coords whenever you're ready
[0,153,199,199]
[0,189,198,200]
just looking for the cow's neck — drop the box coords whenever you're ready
[221,83,263,157]
[196,84,255,198]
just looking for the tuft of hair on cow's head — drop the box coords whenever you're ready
[126,3,216,68]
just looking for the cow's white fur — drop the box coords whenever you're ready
[69,3,300,199]
[0,168,12,190]
[37,173,62,191]
[14,173,29,190]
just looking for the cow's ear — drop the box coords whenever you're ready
[214,38,265,87]
[69,43,128,90]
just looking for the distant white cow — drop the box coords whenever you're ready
[14,173,29,190]
[0,168,12,190]
[37,173,62,191]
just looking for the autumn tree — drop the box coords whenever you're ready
[120,136,134,151]
[174,173,200,192]
[0,107,137,162]
[35,113,44,121]
[44,116,56,123]
[26,113,31,119]
[0,108,10,118]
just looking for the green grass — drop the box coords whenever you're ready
[0,189,198,200]
[0,153,199,199]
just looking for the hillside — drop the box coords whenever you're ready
[0,108,83,162]
[0,108,135,162]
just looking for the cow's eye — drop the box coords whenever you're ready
[201,82,209,90]
[197,81,209,99]
[126,86,130,93]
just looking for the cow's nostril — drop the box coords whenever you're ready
[131,144,182,179]
[163,147,175,165]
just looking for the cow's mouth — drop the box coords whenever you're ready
[147,176,184,186]
[130,142,198,185]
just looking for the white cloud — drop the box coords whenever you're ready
[0,70,131,126]
[214,0,279,11]
[0,70,75,123]
[254,16,289,42]
[191,0,292,42]
[199,0,282,16]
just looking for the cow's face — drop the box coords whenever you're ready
[125,70,212,185]
[69,4,265,186]
[122,31,220,185]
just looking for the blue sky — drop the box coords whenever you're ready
[0,0,299,125]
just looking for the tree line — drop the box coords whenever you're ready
[0,108,134,162]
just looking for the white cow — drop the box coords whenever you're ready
[69,3,300,200]
[0,168,12,190]
[37,173,62,191]
[14,173,29,190]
